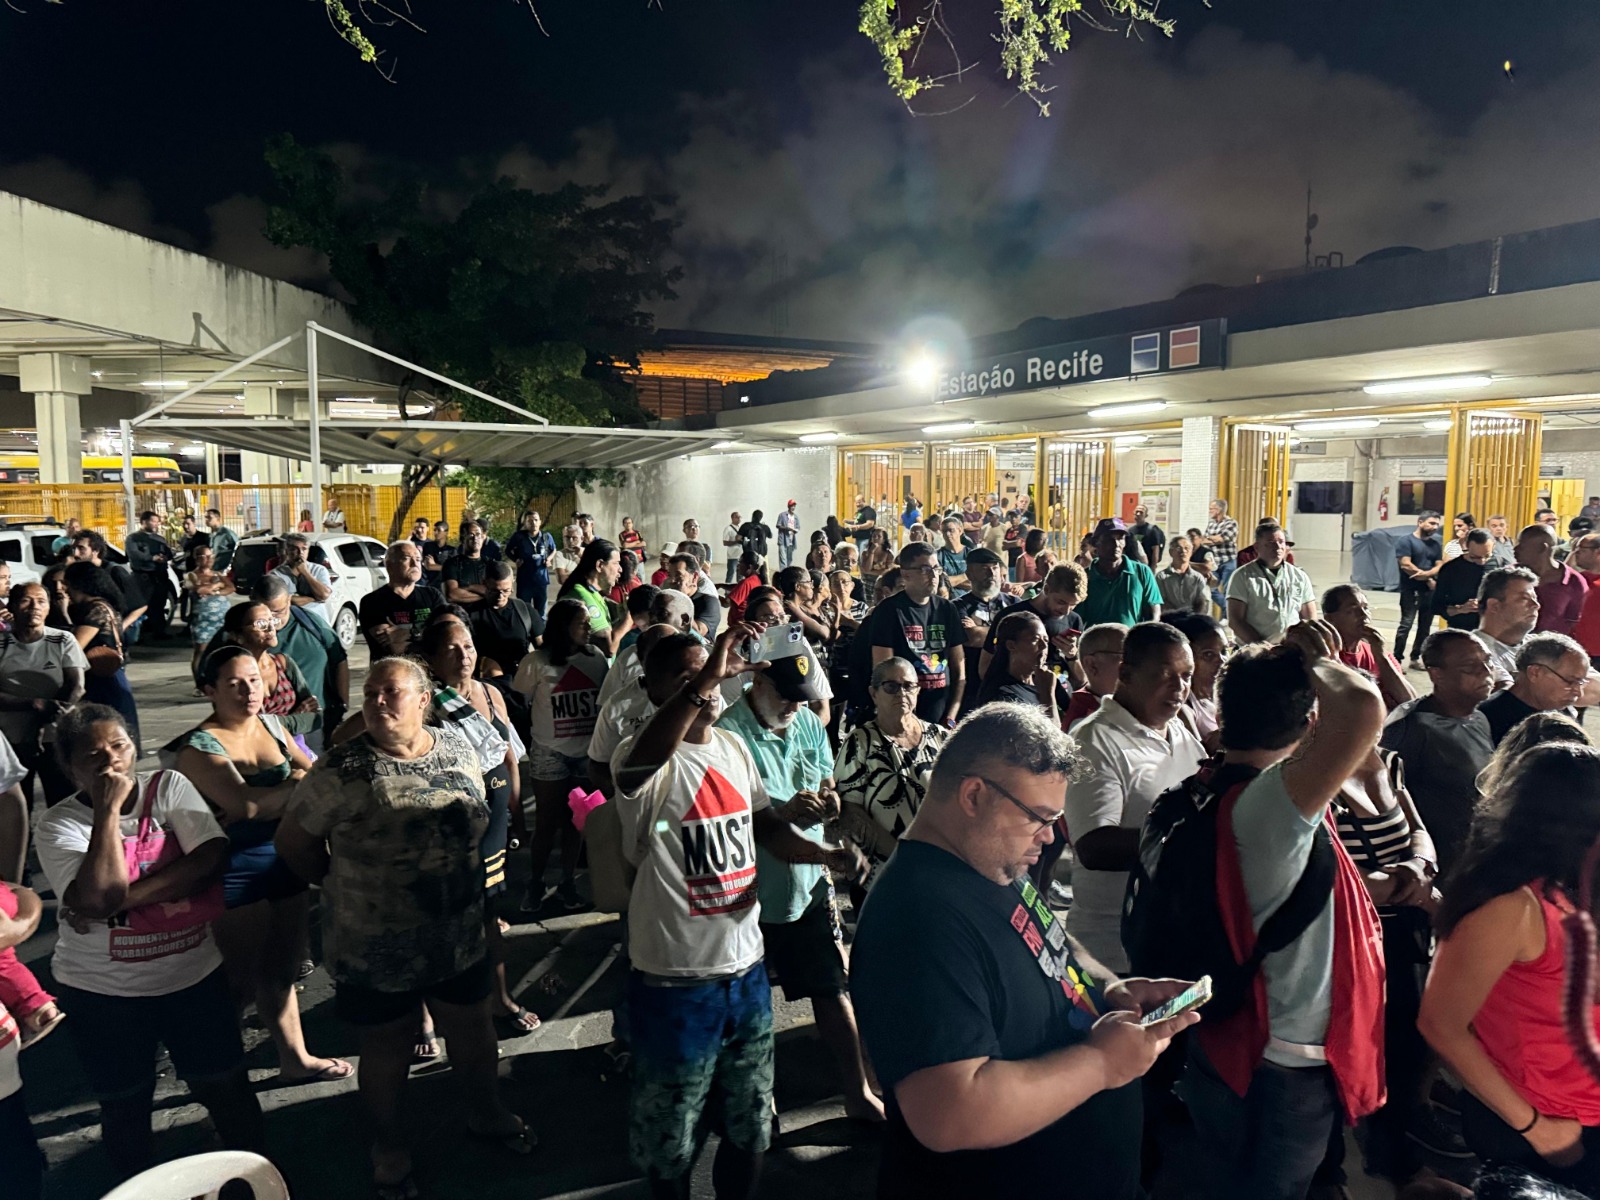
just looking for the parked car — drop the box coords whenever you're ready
[0,520,183,638]
[229,532,389,648]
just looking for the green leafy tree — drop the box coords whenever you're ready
[264,134,680,539]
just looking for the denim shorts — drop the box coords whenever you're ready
[527,741,590,783]
[627,961,775,1178]
[57,968,245,1101]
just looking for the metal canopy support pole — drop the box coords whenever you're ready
[120,419,136,534]
[307,323,322,522]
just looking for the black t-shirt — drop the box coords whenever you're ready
[1432,556,1488,630]
[953,590,1018,707]
[443,554,489,592]
[357,584,444,655]
[869,592,963,722]
[471,598,545,675]
[979,596,1084,671]
[1130,521,1166,564]
[691,588,721,635]
[1479,690,1570,746]
[738,521,772,557]
[852,840,1142,1200]
[422,540,455,581]
[1396,533,1443,580]
[854,505,878,535]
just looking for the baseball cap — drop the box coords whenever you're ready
[1093,517,1128,535]
[965,547,1004,566]
[786,499,796,506]
[762,646,829,703]
[659,541,678,556]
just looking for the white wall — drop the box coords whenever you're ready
[578,447,837,565]
[1115,445,1184,530]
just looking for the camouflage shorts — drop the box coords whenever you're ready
[627,962,776,1179]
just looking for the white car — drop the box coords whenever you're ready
[0,520,184,638]
[229,532,390,648]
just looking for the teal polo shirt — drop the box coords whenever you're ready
[1077,557,1164,627]
[717,695,832,924]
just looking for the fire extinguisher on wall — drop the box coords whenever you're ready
[1378,486,1390,522]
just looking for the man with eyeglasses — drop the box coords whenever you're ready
[1477,631,1593,746]
[851,703,1201,1200]
[1063,622,1206,971]
[869,543,965,727]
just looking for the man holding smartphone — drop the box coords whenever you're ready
[852,703,1200,1200]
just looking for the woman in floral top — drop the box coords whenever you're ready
[834,655,948,895]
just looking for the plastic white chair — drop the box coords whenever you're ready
[99,1151,289,1200]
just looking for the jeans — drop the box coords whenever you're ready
[725,557,739,584]
[1395,579,1434,661]
[1211,559,1236,611]
[778,538,795,569]
[517,573,548,615]
[1178,1042,1339,1200]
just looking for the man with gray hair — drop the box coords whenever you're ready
[358,540,443,657]
[1471,565,1542,689]
[273,531,334,626]
[851,703,1200,1199]
[1477,630,1593,745]
[1202,498,1240,607]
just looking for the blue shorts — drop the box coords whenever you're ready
[627,961,775,1178]
[224,840,308,909]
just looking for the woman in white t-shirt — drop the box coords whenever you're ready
[33,703,264,1178]
[513,598,609,913]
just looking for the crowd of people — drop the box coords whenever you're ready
[2,492,1600,1200]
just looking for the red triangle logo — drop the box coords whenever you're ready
[556,665,598,693]
[688,766,748,820]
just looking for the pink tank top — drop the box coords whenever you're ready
[1474,884,1600,1124]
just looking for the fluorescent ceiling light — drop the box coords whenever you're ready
[1113,434,1150,444]
[139,380,190,389]
[711,440,739,450]
[1423,419,1453,431]
[798,432,838,443]
[180,446,205,455]
[1362,375,1492,396]
[143,441,172,450]
[1293,417,1382,432]
[922,420,976,435]
[334,396,376,403]
[1086,400,1168,420]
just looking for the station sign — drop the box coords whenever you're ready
[934,318,1226,402]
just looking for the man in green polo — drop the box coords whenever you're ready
[1075,517,1163,627]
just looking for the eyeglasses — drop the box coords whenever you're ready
[1534,662,1588,689]
[875,680,919,695]
[249,619,274,631]
[969,775,1064,829]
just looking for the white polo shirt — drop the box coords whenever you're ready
[1063,696,1206,970]
[1225,559,1315,643]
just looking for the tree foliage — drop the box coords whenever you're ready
[865,0,1176,114]
[263,133,680,537]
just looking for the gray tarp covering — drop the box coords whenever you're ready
[1351,526,1413,592]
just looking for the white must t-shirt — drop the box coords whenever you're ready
[514,647,609,757]
[35,771,227,997]
[1062,697,1206,971]
[588,685,654,769]
[611,728,771,978]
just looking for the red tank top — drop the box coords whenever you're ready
[1474,884,1600,1124]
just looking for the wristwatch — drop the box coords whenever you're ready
[686,686,716,709]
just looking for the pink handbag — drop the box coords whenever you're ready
[108,773,225,961]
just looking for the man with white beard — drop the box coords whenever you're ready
[718,651,882,1123]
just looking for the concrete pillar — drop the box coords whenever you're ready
[241,384,291,488]
[19,353,91,484]
[1178,416,1220,534]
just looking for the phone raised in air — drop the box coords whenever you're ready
[1137,975,1212,1027]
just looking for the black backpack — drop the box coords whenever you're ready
[1121,760,1336,1021]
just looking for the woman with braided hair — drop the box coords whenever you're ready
[1420,742,1600,1195]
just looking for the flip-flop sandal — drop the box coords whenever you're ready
[20,1010,66,1050]
[412,1032,441,1062]
[496,918,511,935]
[270,1059,354,1087]
[493,1007,541,1038]
[467,1116,536,1156]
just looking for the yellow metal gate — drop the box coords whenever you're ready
[1220,423,1293,531]
[928,444,995,516]
[1039,439,1115,552]
[1446,411,1543,528]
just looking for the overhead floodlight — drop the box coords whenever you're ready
[903,351,944,392]
[1086,400,1168,420]
[1362,375,1492,396]
[1293,417,1382,431]
[139,380,191,389]
[799,432,839,443]
[1423,419,1453,431]
[711,440,739,450]
[922,421,976,435]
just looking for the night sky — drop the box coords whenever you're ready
[4,0,1599,342]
